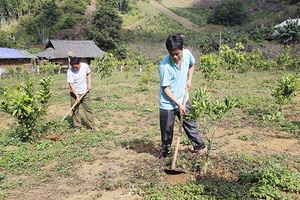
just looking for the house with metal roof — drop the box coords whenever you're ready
[267,18,300,40]
[36,40,105,68]
[0,47,37,68]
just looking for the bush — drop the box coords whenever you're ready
[239,164,300,199]
[0,76,53,142]
[207,0,248,26]
[277,19,300,45]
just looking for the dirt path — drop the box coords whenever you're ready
[149,0,202,32]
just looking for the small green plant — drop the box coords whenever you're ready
[220,42,247,72]
[138,60,157,86]
[0,76,53,142]
[246,49,265,70]
[7,68,14,78]
[239,163,300,199]
[39,61,60,75]
[186,87,237,174]
[271,73,299,112]
[142,181,205,200]
[91,53,117,78]
[199,53,222,85]
[275,45,293,70]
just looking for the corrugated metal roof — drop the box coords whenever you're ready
[0,47,37,59]
[36,40,105,59]
[275,18,300,28]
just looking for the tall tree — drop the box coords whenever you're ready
[207,0,247,26]
[84,1,122,51]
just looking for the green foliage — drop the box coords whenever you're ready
[112,45,128,60]
[0,30,18,48]
[53,0,86,30]
[141,181,205,200]
[292,52,300,71]
[59,0,87,15]
[199,53,222,84]
[188,88,237,122]
[239,164,300,199]
[0,76,53,142]
[20,0,61,43]
[248,25,274,42]
[275,46,293,70]
[246,49,265,70]
[170,7,210,27]
[277,19,300,45]
[222,28,249,44]
[220,42,247,72]
[138,57,158,86]
[207,0,248,26]
[0,144,55,174]
[39,61,60,75]
[84,2,123,51]
[41,0,60,26]
[186,87,237,173]
[7,68,15,78]
[91,53,117,78]
[0,0,22,20]
[271,73,299,106]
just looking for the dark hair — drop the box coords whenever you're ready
[70,56,80,65]
[165,33,185,51]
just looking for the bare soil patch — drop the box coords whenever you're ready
[2,100,299,199]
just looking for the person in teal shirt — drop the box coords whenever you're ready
[158,33,206,159]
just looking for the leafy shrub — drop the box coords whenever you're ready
[248,25,274,42]
[291,52,300,71]
[277,19,300,45]
[246,49,265,70]
[0,76,53,142]
[91,53,117,78]
[239,164,300,199]
[271,73,299,106]
[199,53,222,84]
[207,0,248,26]
[84,2,122,51]
[39,61,60,75]
[275,46,294,70]
[220,43,247,72]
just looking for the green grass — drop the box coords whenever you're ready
[169,7,211,27]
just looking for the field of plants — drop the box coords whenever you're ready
[1,0,300,199]
[0,43,300,199]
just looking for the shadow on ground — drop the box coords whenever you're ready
[119,138,161,157]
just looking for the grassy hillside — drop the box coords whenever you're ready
[120,0,299,63]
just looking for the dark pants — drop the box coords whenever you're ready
[70,92,95,129]
[159,100,205,151]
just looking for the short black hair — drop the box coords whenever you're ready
[70,56,80,65]
[165,33,185,51]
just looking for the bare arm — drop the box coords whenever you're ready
[87,73,92,91]
[162,86,186,114]
[69,83,80,102]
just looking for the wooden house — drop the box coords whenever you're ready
[36,40,105,68]
[0,47,37,69]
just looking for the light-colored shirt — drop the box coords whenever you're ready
[67,63,91,95]
[158,49,195,110]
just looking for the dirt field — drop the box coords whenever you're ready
[1,68,300,199]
